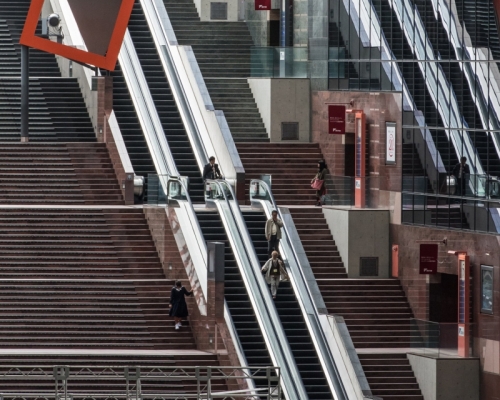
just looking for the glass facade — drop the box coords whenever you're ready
[328,0,500,232]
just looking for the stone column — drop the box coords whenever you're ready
[308,0,329,90]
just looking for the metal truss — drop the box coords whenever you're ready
[0,365,281,400]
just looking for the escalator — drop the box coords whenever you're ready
[111,64,157,189]
[125,1,205,203]
[372,0,459,172]
[242,210,334,400]
[411,0,500,177]
[195,210,273,392]
[455,0,500,64]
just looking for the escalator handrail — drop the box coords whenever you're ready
[159,176,255,396]
[164,175,208,296]
[205,179,309,400]
[223,300,258,395]
[140,0,245,186]
[250,179,351,400]
[140,0,208,173]
[119,29,179,178]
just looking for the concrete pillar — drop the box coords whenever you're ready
[308,0,329,90]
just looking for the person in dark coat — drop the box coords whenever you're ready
[311,160,328,206]
[451,157,470,195]
[203,156,222,181]
[169,280,193,330]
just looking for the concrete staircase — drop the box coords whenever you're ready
[290,208,413,348]
[289,207,423,397]
[0,208,195,350]
[0,9,97,143]
[359,354,424,399]
[289,208,347,279]
[0,143,123,205]
[162,0,269,142]
[238,142,325,205]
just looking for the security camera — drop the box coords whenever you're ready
[41,13,63,43]
[47,13,61,28]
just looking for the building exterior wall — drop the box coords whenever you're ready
[311,90,403,214]
[391,223,500,398]
[323,208,390,278]
[249,78,310,142]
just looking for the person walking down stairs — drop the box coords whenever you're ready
[169,280,193,330]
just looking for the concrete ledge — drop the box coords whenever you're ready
[408,353,480,400]
[322,207,390,278]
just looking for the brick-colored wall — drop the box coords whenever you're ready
[311,91,403,207]
[143,207,247,391]
[391,223,500,398]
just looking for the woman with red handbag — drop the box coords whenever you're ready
[311,160,327,206]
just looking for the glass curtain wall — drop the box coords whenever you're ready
[328,0,500,232]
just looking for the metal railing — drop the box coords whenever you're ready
[204,179,309,400]
[0,365,281,400]
[141,0,245,190]
[249,179,351,400]
[410,318,475,358]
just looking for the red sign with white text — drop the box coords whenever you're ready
[328,105,346,134]
[255,0,271,10]
[420,244,438,274]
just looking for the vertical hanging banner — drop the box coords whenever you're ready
[386,122,396,164]
[419,244,438,274]
[328,105,346,134]
[255,0,271,10]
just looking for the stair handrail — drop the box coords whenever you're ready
[205,179,309,400]
[140,0,245,192]
[423,0,500,165]
[250,179,360,400]
[339,0,448,191]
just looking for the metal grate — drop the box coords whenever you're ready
[210,2,228,20]
[281,122,299,140]
[360,257,379,276]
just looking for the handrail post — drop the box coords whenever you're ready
[21,45,29,142]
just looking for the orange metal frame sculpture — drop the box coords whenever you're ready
[20,0,135,71]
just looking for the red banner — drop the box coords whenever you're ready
[328,105,346,134]
[420,244,438,274]
[255,0,271,10]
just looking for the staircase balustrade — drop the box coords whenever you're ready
[141,0,245,193]
[250,179,357,400]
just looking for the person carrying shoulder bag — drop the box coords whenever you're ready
[261,251,289,299]
[311,159,328,206]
